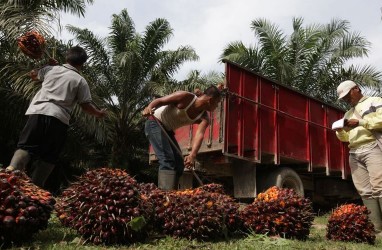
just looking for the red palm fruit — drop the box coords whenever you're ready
[240,186,314,240]
[55,167,150,245]
[326,204,375,245]
[0,169,55,246]
[141,183,242,240]
[2,216,15,228]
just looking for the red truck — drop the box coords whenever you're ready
[150,60,359,206]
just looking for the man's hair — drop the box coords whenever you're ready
[203,85,222,99]
[66,46,88,66]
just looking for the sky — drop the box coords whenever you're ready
[59,0,382,80]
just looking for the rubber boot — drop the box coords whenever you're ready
[158,170,178,190]
[7,149,30,171]
[362,198,382,233]
[376,198,382,238]
[30,160,55,188]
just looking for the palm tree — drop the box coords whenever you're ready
[66,9,199,172]
[221,17,382,104]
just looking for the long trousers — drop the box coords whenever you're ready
[349,145,382,198]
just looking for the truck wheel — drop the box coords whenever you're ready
[260,167,304,197]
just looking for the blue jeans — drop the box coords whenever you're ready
[145,120,184,176]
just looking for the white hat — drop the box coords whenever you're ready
[337,80,357,100]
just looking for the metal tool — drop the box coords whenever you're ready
[150,114,204,186]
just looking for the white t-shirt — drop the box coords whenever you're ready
[26,64,92,125]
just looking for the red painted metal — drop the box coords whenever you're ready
[221,61,349,178]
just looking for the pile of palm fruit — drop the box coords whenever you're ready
[326,204,375,244]
[138,183,242,240]
[56,168,323,245]
[240,186,314,240]
[0,169,55,246]
[4,163,380,246]
[55,168,150,245]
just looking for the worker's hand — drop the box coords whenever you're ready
[142,106,155,117]
[344,119,359,128]
[334,128,344,132]
[28,69,38,80]
[47,58,59,66]
[184,155,195,169]
[96,108,108,119]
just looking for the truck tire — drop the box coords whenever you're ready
[260,167,304,197]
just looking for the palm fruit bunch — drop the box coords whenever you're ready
[240,186,314,240]
[0,169,55,246]
[196,183,226,194]
[195,184,242,233]
[17,30,46,59]
[140,183,241,240]
[55,168,150,245]
[136,182,160,231]
[326,204,375,244]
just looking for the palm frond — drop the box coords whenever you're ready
[151,45,199,82]
[66,25,116,101]
[0,0,94,40]
[221,41,265,72]
[109,9,136,54]
[251,18,286,53]
[222,17,382,106]
[251,18,288,82]
[337,32,370,59]
[141,18,173,73]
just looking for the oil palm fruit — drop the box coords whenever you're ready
[196,183,226,194]
[55,168,150,245]
[240,186,314,240]
[0,169,55,246]
[326,203,375,244]
[139,183,242,240]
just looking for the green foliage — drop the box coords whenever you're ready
[0,0,94,40]
[128,216,147,232]
[221,17,382,104]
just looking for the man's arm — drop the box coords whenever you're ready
[28,59,59,82]
[335,129,349,142]
[142,91,193,116]
[29,69,39,81]
[80,103,107,118]
[359,98,382,130]
[184,115,210,169]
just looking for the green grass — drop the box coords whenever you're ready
[6,214,382,250]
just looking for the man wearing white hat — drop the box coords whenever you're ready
[335,80,382,234]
